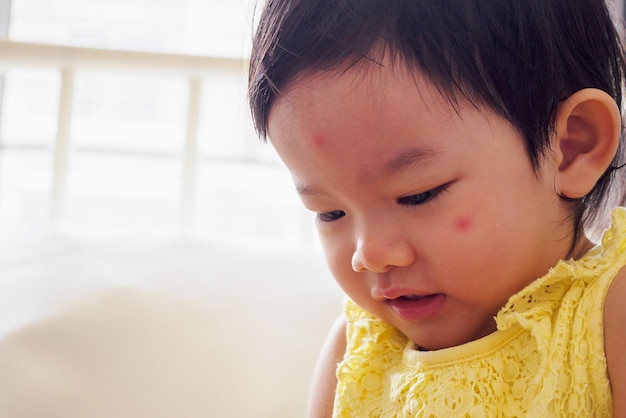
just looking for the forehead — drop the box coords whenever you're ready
[267,61,467,150]
[267,64,483,185]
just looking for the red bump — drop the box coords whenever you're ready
[454,217,473,232]
[312,135,326,147]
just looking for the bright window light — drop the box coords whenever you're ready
[0,0,315,247]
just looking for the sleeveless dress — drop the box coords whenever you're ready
[334,208,626,417]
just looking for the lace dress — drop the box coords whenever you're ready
[334,208,626,417]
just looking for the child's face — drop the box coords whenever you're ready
[267,62,576,350]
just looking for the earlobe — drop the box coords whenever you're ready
[553,88,621,199]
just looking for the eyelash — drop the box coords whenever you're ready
[317,210,346,223]
[315,184,449,223]
[397,184,448,206]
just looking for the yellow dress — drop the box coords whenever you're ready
[334,208,626,417]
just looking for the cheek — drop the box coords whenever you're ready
[319,233,361,289]
[319,233,349,272]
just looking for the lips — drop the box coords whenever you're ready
[385,293,446,321]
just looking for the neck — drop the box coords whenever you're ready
[570,235,594,260]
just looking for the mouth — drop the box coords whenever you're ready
[385,293,446,321]
[396,294,431,301]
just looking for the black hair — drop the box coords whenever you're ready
[248,0,626,242]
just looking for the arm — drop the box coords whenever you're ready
[306,315,347,418]
[604,267,626,418]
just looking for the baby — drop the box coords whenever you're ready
[249,0,626,416]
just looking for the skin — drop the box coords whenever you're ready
[266,60,626,417]
[606,273,626,418]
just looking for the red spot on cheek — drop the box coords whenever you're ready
[454,216,473,232]
[312,135,326,147]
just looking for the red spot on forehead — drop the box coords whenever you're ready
[454,216,473,232]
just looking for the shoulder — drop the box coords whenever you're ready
[604,266,626,417]
[306,315,347,418]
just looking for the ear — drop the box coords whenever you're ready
[553,88,621,199]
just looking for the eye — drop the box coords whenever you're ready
[317,210,346,223]
[397,185,446,206]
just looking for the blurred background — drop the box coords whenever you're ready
[0,0,316,248]
[0,3,342,416]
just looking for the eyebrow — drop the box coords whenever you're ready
[383,146,444,175]
[295,146,444,197]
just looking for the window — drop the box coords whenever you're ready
[0,0,315,247]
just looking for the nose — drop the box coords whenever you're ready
[351,224,416,273]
